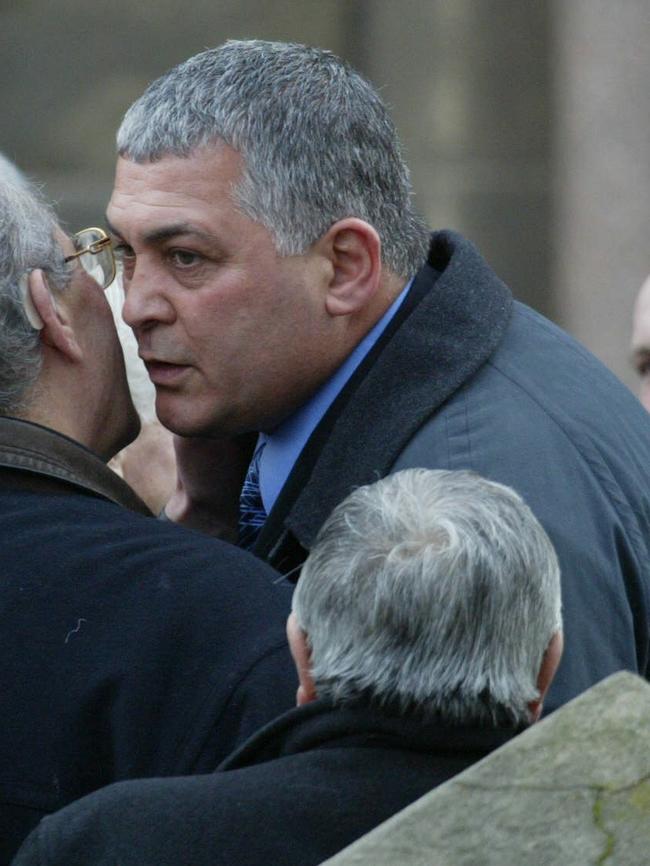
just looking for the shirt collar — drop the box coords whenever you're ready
[259,277,414,513]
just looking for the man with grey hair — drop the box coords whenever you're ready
[106,39,650,715]
[13,469,563,866]
[0,169,296,862]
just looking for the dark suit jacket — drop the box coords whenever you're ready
[12,700,517,866]
[0,418,296,864]
[253,231,650,713]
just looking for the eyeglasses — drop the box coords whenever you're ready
[64,227,116,290]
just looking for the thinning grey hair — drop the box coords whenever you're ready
[0,168,70,413]
[117,39,430,277]
[293,469,562,727]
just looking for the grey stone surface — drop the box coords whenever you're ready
[322,672,650,866]
[554,0,650,389]
[363,0,554,318]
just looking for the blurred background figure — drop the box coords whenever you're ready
[630,273,650,412]
[106,275,176,513]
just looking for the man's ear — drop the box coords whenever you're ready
[27,269,82,362]
[287,611,318,706]
[19,272,44,330]
[318,218,382,318]
[528,631,564,723]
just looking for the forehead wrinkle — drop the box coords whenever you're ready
[140,222,216,245]
[105,211,218,248]
[107,149,247,246]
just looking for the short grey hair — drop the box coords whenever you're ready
[293,469,562,727]
[117,39,430,278]
[0,168,70,413]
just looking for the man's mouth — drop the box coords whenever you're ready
[142,359,191,386]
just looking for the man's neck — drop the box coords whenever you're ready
[257,275,415,514]
[16,381,135,463]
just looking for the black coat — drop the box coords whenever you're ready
[12,701,517,866]
[0,419,296,864]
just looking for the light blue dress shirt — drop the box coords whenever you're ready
[258,278,414,514]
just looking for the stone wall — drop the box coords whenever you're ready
[554,0,650,389]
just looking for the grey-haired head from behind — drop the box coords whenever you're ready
[116,39,430,278]
[292,468,562,727]
[0,163,70,413]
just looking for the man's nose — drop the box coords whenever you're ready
[122,264,175,331]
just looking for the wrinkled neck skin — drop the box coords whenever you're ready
[16,369,139,462]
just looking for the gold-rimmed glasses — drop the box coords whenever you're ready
[64,227,116,290]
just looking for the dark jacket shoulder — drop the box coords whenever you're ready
[0,421,296,863]
[14,702,515,866]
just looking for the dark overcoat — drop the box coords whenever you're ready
[255,231,650,713]
[0,418,295,863]
[12,700,516,866]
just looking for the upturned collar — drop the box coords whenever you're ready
[0,416,151,516]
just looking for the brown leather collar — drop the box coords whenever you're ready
[0,416,152,516]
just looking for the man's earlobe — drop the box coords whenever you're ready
[528,630,564,722]
[287,611,318,706]
[322,219,381,317]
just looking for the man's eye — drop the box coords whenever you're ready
[170,249,201,267]
[113,243,135,261]
[112,244,136,282]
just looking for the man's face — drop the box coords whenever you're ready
[58,230,139,455]
[106,145,336,437]
[631,275,650,412]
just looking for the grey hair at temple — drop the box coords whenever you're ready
[292,468,562,727]
[0,166,70,413]
[116,39,430,278]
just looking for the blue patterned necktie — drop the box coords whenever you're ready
[238,441,267,550]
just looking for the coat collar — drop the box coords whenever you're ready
[0,416,151,516]
[256,230,512,570]
[218,699,520,772]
